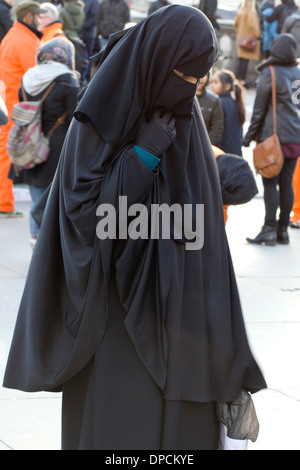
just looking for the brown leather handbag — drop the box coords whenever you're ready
[238,34,257,52]
[253,65,284,179]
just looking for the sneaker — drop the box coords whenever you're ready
[0,210,23,218]
[29,235,38,248]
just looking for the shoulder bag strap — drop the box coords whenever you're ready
[269,65,277,134]
[21,81,56,104]
[41,81,56,104]
[46,110,68,139]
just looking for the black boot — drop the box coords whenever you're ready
[246,225,277,246]
[277,225,289,245]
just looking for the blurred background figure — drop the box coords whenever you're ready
[148,0,170,15]
[260,0,278,58]
[9,38,80,244]
[59,0,85,40]
[80,0,99,57]
[96,0,130,51]
[234,0,261,88]
[290,160,300,228]
[265,0,298,33]
[198,0,219,30]
[59,0,89,83]
[281,6,300,57]
[211,69,245,156]
[0,0,45,218]
[39,2,66,42]
[196,72,224,146]
[0,0,14,44]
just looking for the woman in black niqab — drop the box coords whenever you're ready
[3,5,267,450]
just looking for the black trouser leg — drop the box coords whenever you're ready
[262,157,298,228]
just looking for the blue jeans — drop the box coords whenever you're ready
[29,185,48,237]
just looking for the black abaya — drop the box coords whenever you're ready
[3,5,267,450]
[62,276,220,450]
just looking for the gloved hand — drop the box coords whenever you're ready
[135,109,176,157]
[242,136,251,147]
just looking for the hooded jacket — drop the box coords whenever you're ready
[243,34,300,145]
[59,0,85,40]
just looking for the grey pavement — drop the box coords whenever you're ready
[1,88,300,450]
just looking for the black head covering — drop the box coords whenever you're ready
[75,5,217,148]
[3,5,267,401]
[257,33,298,71]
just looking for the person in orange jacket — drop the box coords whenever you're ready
[0,1,46,217]
[39,2,67,43]
[290,158,300,228]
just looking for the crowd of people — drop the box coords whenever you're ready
[0,0,299,239]
[0,0,299,451]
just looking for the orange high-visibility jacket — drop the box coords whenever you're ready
[0,21,42,212]
[41,21,67,43]
[0,20,42,115]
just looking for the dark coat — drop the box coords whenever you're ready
[148,0,170,15]
[96,0,130,38]
[198,0,218,28]
[243,35,300,146]
[282,11,300,56]
[0,0,13,43]
[16,73,80,188]
[265,0,298,32]
[216,91,243,156]
[196,89,224,145]
[80,0,100,38]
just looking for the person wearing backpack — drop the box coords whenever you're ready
[9,38,80,245]
[0,1,46,217]
[59,0,85,41]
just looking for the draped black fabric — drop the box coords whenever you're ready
[3,5,267,403]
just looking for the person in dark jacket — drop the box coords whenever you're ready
[80,0,100,56]
[148,0,170,15]
[14,38,80,245]
[282,9,300,57]
[198,0,218,29]
[96,0,130,50]
[0,0,14,43]
[243,33,300,246]
[196,72,224,145]
[211,69,245,156]
[265,0,298,33]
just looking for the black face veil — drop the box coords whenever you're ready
[3,5,267,401]
[74,5,218,147]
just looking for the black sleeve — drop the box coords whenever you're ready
[243,69,271,144]
[265,4,282,23]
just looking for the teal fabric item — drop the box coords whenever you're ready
[134,145,160,170]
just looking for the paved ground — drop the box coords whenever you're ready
[0,88,300,450]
